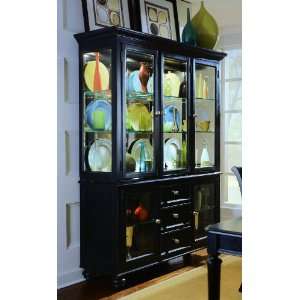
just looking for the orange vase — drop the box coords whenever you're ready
[93,52,102,92]
[139,63,150,93]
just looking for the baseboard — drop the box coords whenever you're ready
[57,268,85,289]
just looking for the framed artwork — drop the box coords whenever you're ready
[136,0,180,41]
[81,0,131,31]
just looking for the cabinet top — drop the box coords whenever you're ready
[74,26,227,62]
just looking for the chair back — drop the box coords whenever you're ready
[231,166,242,195]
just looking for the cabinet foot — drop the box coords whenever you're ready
[183,253,192,265]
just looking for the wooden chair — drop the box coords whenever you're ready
[231,166,242,293]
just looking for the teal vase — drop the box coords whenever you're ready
[191,1,219,49]
[182,8,197,46]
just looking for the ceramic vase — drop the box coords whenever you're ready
[139,63,150,93]
[191,1,219,49]
[181,8,197,46]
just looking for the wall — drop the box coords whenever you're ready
[57,0,85,288]
[57,0,242,288]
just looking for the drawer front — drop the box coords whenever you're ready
[161,184,190,206]
[161,203,191,230]
[161,227,192,252]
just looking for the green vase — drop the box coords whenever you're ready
[182,8,197,46]
[191,1,219,49]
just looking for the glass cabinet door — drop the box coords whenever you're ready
[193,183,216,239]
[194,63,216,169]
[163,57,188,173]
[124,190,158,262]
[124,49,155,177]
[82,50,112,173]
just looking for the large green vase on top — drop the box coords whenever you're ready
[191,1,219,49]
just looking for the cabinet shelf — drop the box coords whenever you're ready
[195,98,215,102]
[194,131,215,134]
[84,127,112,133]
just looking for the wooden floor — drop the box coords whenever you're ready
[57,249,208,300]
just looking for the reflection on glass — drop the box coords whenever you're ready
[163,57,188,172]
[193,184,215,238]
[125,191,156,261]
[125,50,154,176]
[194,64,215,168]
[82,50,112,172]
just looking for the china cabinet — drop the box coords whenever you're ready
[74,27,226,288]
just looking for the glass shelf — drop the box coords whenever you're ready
[194,131,215,133]
[127,92,153,102]
[163,131,187,134]
[84,90,112,100]
[195,98,215,102]
[84,127,112,133]
[164,96,186,103]
[126,130,153,134]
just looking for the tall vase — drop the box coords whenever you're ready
[182,8,197,46]
[93,52,102,92]
[191,1,219,49]
[139,63,150,93]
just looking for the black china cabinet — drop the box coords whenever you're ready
[74,27,226,288]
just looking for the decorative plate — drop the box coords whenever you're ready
[126,103,152,131]
[84,60,109,92]
[127,70,142,93]
[164,71,181,97]
[86,139,112,172]
[86,100,112,131]
[129,139,153,172]
[164,138,181,170]
[163,105,181,132]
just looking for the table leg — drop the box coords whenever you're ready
[207,254,222,300]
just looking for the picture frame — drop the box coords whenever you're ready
[130,0,180,41]
[81,0,131,31]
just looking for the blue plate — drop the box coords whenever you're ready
[86,100,112,130]
[127,70,142,93]
[163,105,181,132]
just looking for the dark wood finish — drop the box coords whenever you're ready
[74,27,226,288]
[206,218,242,300]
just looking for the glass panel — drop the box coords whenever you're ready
[225,80,242,110]
[163,57,188,172]
[225,113,242,142]
[125,50,154,176]
[82,50,112,172]
[224,144,242,173]
[225,49,242,79]
[194,64,216,168]
[125,190,156,261]
[193,183,215,238]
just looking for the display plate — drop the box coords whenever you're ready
[86,100,112,131]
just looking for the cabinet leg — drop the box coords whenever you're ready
[183,253,192,265]
[207,254,222,300]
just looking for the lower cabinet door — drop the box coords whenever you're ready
[121,187,160,270]
[192,181,217,242]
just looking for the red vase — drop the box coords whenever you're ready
[139,63,150,93]
[93,52,102,92]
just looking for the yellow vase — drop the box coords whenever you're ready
[191,1,219,49]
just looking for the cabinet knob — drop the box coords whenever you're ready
[172,190,179,195]
[172,213,179,219]
[193,113,198,118]
[193,211,199,216]
[173,238,180,244]
[155,219,161,224]
[155,111,161,116]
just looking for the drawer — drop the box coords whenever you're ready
[161,203,191,230]
[161,227,192,252]
[161,184,190,206]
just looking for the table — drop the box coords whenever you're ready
[206,217,242,300]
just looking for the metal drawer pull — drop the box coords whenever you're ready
[172,213,179,219]
[155,219,161,224]
[172,190,180,195]
[173,238,180,244]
